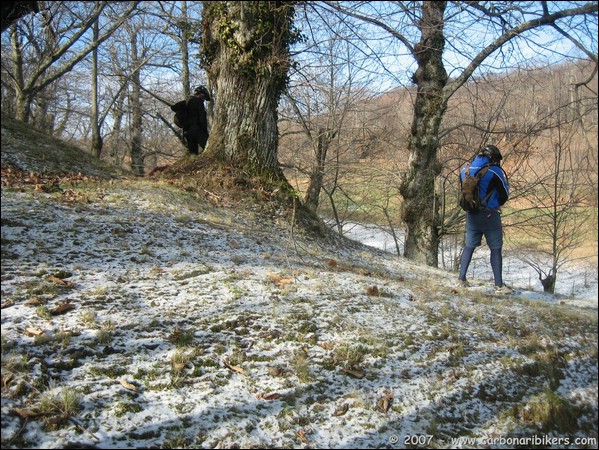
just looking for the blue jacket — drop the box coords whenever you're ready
[460,155,509,210]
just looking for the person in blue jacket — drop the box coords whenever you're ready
[457,145,512,294]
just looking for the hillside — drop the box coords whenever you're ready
[1,118,598,449]
[1,114,127,178]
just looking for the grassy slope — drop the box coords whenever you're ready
[1,114,127,178]
[1,116,597,448]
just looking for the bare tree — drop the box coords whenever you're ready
[281,12,372,212]
[89,1,200,173]
[280,3,406,237]
[91,2,102,157]
[2,1,138,124]
[517,134,594,292]
[511,75,596,293]
[318,1,597,266]
[128,22,144,176]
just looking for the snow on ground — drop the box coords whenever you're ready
[1,179,598,449]
[342,222,598,310]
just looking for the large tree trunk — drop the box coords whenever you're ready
[399,1,448,267]
[201,1,296,182]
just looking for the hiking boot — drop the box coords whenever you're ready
[493,284,513,295]
[456,279,470,288]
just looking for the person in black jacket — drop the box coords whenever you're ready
[184,86,210,155]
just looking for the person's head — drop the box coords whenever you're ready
[478,144,502,164]
[194,85,211,101]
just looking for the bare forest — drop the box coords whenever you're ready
[2,1,597,292]
[1,4,598,447]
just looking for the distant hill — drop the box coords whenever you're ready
[1,113,128,178]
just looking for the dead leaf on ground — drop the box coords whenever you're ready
[332,403,349,416]
[223,361,246,375]
[2,372,14,389]
[366,285,380,296]
[256,392,282,401]
[120,379,137,391]
[267,366,285,377]
[375,391,394,413]
[13,408,40,418]
[1,299,15,308]
[51,301,75,315]
[296,429,309,443]
[318,341,335,350]
[24,297,43,306]
[47,276,74,287]
[268,273,294,287]
[340,367,365,379]
[172,361,186,371]
[24,327,46,337]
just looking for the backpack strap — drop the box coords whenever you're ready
[475,164,495,206]
[474,164,490,180]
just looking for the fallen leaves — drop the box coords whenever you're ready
[318,341,335,350]
[1,299,15,309]
[296,429,309,443]
[47,276,74,288]
[223,361,246,375]
[1,165,102,193]
[267,366,286,377]
[268,273,294,287]
[366,285,380,296]
[17,326,50,339]
[13,407,41,418]
[51,301,75,315]
[256,392,282,401]
[340,367,366,379]
[61,189,89,204]
[332,403,349,416]
[120,379,138,392]
[375,391,394,414]
[2,372,14,390]
[23,327,46,337]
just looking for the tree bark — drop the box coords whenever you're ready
[200,1,297,182]
[130,30,144,176]
[181,0,191,99]
[91,6,103,158]
[304,128,334,210]
[399,1,447,266]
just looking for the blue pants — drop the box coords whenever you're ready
[459,210,505,286]
[465,210,503,249]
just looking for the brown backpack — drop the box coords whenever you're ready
[459,163,493,212]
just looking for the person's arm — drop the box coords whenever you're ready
[489,169,509,206]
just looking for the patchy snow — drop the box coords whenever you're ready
[1,179,598,449]
[342,222,598,310]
